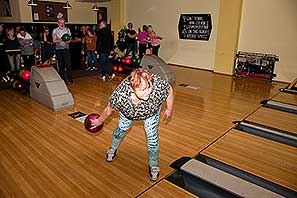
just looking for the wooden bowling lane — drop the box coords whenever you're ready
[137,180,197,198]
[201,129,297,192]
[245,107,297,134]
[272,92,297,106]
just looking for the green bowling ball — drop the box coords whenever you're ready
[136,57,141,64]
[61,33,71,41]
[12,80,19,89]
[18,69,25,78]
[132,57,137,63]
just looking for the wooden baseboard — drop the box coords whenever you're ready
[168,63,213,72]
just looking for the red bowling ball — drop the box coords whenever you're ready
[125,57,131,65]
[112,65,118,72]
[84,113,104,133]
[22,70,30,81]
[117,66,124,72]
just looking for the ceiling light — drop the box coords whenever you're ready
[27,0,38,6]
[63,1,72,9]
[91,5,99,11]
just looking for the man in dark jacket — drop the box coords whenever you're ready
[96,21,115,81]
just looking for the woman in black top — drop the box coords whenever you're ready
[0,24,8,72]
[41,27,54,63]
[4,27,21,72]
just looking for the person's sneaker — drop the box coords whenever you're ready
[85,67,91,71]
[92,67,98,70]
[101,76,106,81]
[109,74,116,81]
[106,148,117,162]
[149,166,160,181]
[67,80,74,85]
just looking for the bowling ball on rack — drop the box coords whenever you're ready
[18,69,25,78]
[131,57,137,63]
[135,57,141,64]
[112,65,118,72]
[22,70,30,81]
[61,33,71,41]
[15,81,25,91]
[117,66,124,72]
[12,80,19,89]
[121,57,126,63]
[125,57,131,65]
[84,113,104,133]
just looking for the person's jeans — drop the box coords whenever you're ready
[99,53,112,77]
[87,51,97,68]
[152,45,160,56]
[7,53,21,72]
[138,43,147,59]
[125,42,137,57]
[110,109,161,166]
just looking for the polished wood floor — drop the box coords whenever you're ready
[273,92,297,105]
[0,66,294,197]
[201,129,297,191]
[246,107,297,134]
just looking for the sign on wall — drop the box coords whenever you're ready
[0,0,12,17]
[178,14,212,41]
[31,1,68,22]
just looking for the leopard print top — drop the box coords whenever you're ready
[109,74,170,120]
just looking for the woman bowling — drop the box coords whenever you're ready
[91,68,174,181]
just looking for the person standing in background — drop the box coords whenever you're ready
[83,27,97,71]
[124,22,137,57]
[96,21,115,81]
[0,24,8,72]
[17,27,34,70]
[5,27,21,72]
[138,25,149,59]
[147,25,163,56]
[15,26,20,35]
[40,27,54,63]
[78,25,88,66]
[0,24,5,44]
[52,15,73,84]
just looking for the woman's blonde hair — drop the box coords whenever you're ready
[130,68,153,90]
